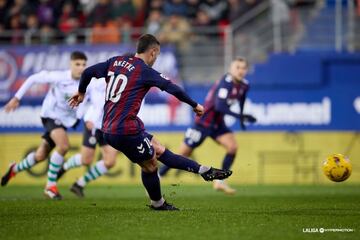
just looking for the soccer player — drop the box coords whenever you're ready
[159,57,256,194]
[68,34,232,210]
[57,78,118,197]
[1,51,88,200]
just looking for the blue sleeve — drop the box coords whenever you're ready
[214,80,242,119]
[239,90,248,116]
[143,68,198,108]
[163,83,198,108]
[143,67,170,90]
[78,61,109,93]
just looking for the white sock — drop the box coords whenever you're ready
[77,178,86,187]
[151,197,165,207]
[14,152,36,173]
[76,160,109,187]
[46,151,64,188]
[198,165,211,174]
[64,153,82,170]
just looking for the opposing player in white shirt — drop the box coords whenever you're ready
[1,51,87,200]
[57,78,118,197]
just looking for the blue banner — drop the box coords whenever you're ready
[0,44,180,100]
[0,48,359,132]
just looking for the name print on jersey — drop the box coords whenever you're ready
[113,60,135,72]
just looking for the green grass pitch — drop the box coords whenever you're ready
[0,185,359,240]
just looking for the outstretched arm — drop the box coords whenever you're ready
[4,71,58,112]
[69,61,108,108]
[162,82,204,116]
[145,69,204,116]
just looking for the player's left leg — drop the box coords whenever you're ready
[103,131,178,210]
[213,132,238,194]
[139,157,179,210]
[71,144,117,197]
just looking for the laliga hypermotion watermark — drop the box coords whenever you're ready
[302,227,355,233]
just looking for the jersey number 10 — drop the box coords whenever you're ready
[106,71,128,103]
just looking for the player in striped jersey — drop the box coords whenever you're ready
[1,51,87,200]
[57,78,118,197]
[68,34,232,210]
[159,58,257,194]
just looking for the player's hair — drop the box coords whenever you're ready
[233,56,249,67]
[136,34,160,54]
[70,51,87,61]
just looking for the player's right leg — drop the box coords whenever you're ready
[1,138,53,186]
[158,142,194,177]
[44,126,70,200]
[154,125,232,180]
[152,136,232,181]
[159,126,202,177]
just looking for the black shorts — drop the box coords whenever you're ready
[82,125,107,149]
[41,117,67,149]
[184,123,232,149]
[103,131,154,164]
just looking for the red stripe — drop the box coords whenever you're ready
[126,86,147,134]
[102,102,112,131]
[203,109,215,127]
[122,68,143,135]
[103,56,125,132]
[196,80,220,127]
[110,58,140,134]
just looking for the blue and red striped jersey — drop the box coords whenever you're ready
[78,55,197,135]
[195,74,249,128]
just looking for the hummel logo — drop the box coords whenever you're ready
[137,143,145,154]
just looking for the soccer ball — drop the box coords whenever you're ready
[322,154,352,182]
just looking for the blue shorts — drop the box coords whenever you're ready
[184,123,232,149]
[103,131,154,164]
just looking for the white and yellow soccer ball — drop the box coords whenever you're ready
[323,154,352,182]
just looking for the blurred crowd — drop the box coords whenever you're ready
[0,0,315,45]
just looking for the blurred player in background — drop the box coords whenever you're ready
[159,57,256,194]
[1,51,87,200]
[68,34,232,210]
[57,77,118,198]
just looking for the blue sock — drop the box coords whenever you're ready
[222,153,235,170]
[159,165,171,176]
[141,170,162,201]
[158,149,200,173]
